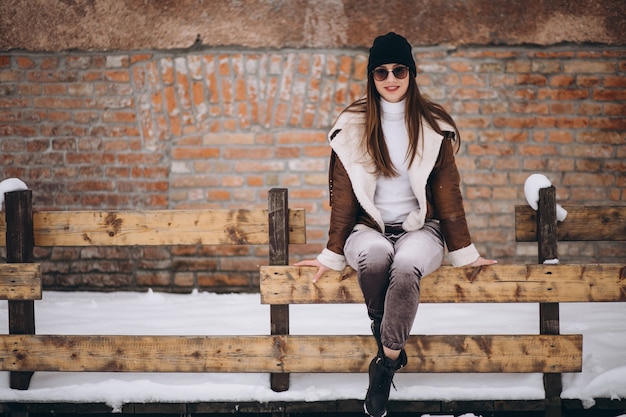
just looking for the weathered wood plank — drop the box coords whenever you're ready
[0,209,306,247]
[284,335,582,373]
[4,189,36,390]
[267,188,292,392]
[260,264,626,304]
[2,399,556,415]
[515,205,626,242]
[0,335,281,373]
[0,334,581,373]
[536,187,563,413]
[0,263,42,301]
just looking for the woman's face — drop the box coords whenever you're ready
[372,63,410,103]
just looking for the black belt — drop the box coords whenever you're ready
[384,224,405,234]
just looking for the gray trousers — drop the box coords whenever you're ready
[344,220,444,351]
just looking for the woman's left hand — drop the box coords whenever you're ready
[468,256,497,267]
[294,259,330,283]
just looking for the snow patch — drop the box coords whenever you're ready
[523,174,567,221]
[0,178,28,206]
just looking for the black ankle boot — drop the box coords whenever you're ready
[364,350,407,417]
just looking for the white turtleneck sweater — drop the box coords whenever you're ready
[374,98,419,224]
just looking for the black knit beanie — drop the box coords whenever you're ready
[367,32,416,76]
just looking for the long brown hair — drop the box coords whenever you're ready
[345,75,460,177]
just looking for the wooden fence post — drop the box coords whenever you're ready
[5,190,35,390]
[537,186,562,417]
[268,188,290,392]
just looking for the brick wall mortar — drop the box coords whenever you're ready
[0,45,624,292]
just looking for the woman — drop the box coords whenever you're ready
[295,32,496,417]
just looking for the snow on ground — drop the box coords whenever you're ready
[0,290,624,413]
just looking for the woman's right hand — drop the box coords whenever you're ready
[294,259,331,283]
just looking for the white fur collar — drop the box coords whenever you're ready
[329,111,447,232]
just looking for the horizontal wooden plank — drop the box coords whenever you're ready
[515,205,626,241]
[0,208,305,246]
[260,263,626,304]
[0,263,42,300]
[10,399,625,415]
[0,399,561,415]
[0,334,581,373]
[0,335,280,373]
[279,334,582,373]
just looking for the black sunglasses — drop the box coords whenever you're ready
[371,66,409,81]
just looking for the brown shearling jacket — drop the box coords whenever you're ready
[317,109,480,271]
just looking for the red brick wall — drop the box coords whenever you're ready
[1,46,624,292]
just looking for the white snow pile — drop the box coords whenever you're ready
[524,174,567,222]
[0,178,28,207]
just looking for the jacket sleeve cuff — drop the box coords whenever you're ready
[447,243,480,267]
[317,248,346,271]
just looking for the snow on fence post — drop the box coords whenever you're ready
[5,189,35,390]
[268,188,291,392]
[537,186,562,417]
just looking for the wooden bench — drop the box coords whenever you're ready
[0,186,624,417]
[258,186,625,416]
[0,188,305,388]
